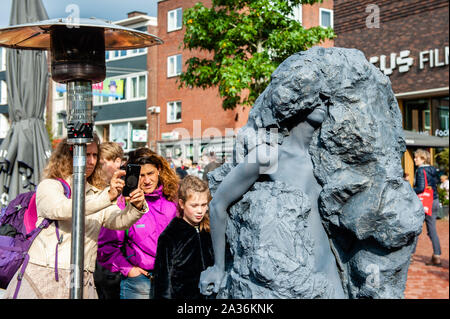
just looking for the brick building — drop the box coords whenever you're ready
[334,0,449,179]
[153,0,334,163]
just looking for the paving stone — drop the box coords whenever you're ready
[404,218,449,299]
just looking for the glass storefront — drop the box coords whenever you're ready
[432,96,449,137]
[95,120,147,152]
[403,99,430,133]
[403,96,449,136]
[110,122,129,150]
[158,137,234,163]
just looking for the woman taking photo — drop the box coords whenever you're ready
[4,136,148,299]
[97,148,179,299]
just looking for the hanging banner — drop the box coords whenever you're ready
[56,78,124,98]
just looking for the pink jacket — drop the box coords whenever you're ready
[97,185,177,276]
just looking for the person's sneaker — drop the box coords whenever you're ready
[425,255,442,266]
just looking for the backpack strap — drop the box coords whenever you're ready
[53,178,71,282]
[54,221,62,282]
[56,178,72,199]
[13,219,52,299]
[423,169,429,188]
[13,254,30,299]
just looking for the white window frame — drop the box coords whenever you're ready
[0,113,9,139]
[54,81,65,100]
[167,54,182,77]
[96,117,147,153]
[167,8,183,32]
[0,48,6,71]
[105,48,147,61]
[167,101,182,123]
[93,72,147,106]
[319,8,333,28]
[0,80,7,105]
[424,109,431,130]
[128,74,147,100]
[56,112,65,137]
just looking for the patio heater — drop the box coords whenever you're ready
[0,18,162,299]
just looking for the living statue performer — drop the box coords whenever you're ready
[199,47,424,299]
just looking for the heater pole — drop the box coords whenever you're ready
[70,143,86,299]
[66,81,94,299]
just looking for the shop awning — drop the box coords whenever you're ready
[403,130,449,148]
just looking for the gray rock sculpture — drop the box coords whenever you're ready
[199,47,424,299]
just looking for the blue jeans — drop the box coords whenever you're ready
[120,274,152,299]
[424,199,442,255]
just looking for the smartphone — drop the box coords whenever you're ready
[122,164,141,197]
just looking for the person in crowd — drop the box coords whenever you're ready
[440,175,449,201]
[153,175,214,299]
[94,141,125,299]
[175,158,188,180]
[413,149,442,266]
[3,136,148,299]
[97,147,179,299]
[202,151,222,182]
[167,157,175,170]
[99,142,124,183]
[183,158,201,178]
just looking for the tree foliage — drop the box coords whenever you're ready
[435,148,449,174]
[179,0,335,110]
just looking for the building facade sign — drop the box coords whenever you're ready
[435,129,449,137]
[370,46,449,76]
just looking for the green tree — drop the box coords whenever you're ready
[45,121,55,146]
[180,0,335,110]
[435,148,449,174]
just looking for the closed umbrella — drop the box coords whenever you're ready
[0,0,51,208]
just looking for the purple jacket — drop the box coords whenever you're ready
[97,185,177,276]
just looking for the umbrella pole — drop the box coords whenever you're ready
[70,143,86,299]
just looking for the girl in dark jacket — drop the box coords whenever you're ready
[153,175,214,299]
[413,149,441,266]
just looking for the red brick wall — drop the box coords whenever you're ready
[156,0,242,142]
[302,0,334,48]
[334,0,449,94]
[154,0,336,143]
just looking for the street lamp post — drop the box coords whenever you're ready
[0,18,162,299]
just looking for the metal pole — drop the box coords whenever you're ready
[70,143,86,299]
[66,81,93,299]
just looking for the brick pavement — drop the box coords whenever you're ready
[404,217,449,299]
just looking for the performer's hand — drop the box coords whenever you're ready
[199,265,225,295]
